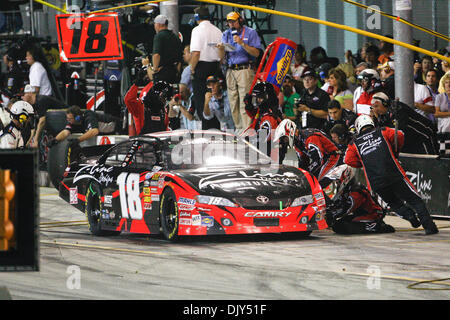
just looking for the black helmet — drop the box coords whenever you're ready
[150,81,173,100]
[251,82,277,111]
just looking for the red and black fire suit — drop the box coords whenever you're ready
[330,185,395,234]
[124,82,169,135]
[291,129,341,181]
[344,126,437,229]
[244,107,281,158]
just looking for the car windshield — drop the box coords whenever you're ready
[164,132,273,170]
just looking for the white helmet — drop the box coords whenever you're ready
[357,68,380,81]
[10,101,34,116]
[273,119,297,148]
[354,115,375,134]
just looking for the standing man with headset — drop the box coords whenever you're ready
[189,5,223,129]
[218,11,262,131]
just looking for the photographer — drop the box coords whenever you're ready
[168,83,198,130]
[370,92,438,155]
[203,75,234,131]
[295,70,329,129]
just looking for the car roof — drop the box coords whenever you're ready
[144,130,236,139]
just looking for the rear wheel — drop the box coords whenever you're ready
[160,188,179,241]
[85,182,120,236]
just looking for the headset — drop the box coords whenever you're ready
[372,96,390,108]
[227,11,244,27]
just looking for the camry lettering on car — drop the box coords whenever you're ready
[244,212,292,218]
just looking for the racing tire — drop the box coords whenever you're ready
[47,139,82,190]
[85,181,121,237]
[160,188,180,242]
[47,139,71,189]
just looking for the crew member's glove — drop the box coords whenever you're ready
[244,93,254,111]
[67,138,80,149]
[47,138,59,148]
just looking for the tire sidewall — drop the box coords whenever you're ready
[160,188,179,241]
[85,182,103,235]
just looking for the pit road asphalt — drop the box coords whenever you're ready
[0,187,449,300]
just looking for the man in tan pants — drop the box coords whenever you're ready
[218,11,262,131]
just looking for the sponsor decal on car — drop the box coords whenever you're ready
[70,187,78,204]
[180,218,191,226]
[104,195,112,207]
[179,204,195,211]
[244,212,292,218]
[191,214,201,226]
[73,164,114,186]
[151,194,160,201]
[180,211,191,217]
[144,196,152,203]
[201,216,214,227]
[143,187,150,195]
[179,197,196,206]
[144,203,152,210]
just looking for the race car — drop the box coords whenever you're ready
[59,130,328,241]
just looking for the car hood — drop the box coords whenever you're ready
[175,165,313,209]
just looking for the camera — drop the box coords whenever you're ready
[206,87,212,93]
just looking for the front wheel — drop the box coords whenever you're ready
[160,188,179,241]
[85,182,120,236]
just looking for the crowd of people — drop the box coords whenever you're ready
[1,5,447,236]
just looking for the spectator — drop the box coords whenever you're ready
[278,75,299,122]
[354,69,382,116]
[425,69,440,103]
[21,84,67,147]
[218,11,262,131]
[309,47,339,72]
[414,81,435,121]
[322,100,356,135]
[358,42,374,65]
[290,44,308,80]
[434,73,450,133]
[438,53,450,94]
[189,5,223,129]
[370,92,438,155]
[149,14,183,84]
[2,47,25,100]
[203,75,234,131]
[180,45,193,92]
[414,56,433,85]
[378,60,395,100]
[377,36,394,65]
[296,70,329,129]
[26,46,52,96]
[364,45,380,69]
[352,62,369,108]
[0,101,34,149]
[177,45,202,130]
[345,115,438,235]
[326,68,353,111]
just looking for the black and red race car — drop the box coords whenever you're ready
[59,130,328,241]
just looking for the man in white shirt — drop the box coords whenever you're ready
[189,5,222,129]
[26,47,52,96]
[414,82,435,121]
